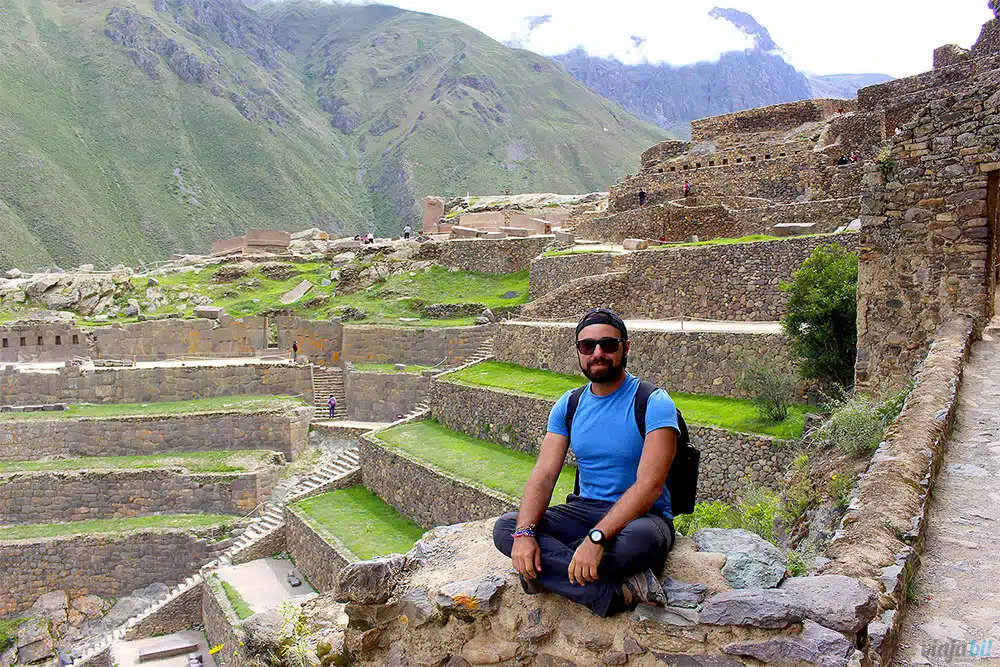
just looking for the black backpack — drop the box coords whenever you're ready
[565,380,699,515]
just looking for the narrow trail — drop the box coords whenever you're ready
[894,298,1000,665]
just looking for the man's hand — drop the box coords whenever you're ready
[511,536,542,579]
[568,539,604,586]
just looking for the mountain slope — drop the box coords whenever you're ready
[552,7,891,138]
[264,2,668,229]
[0,0,667,270]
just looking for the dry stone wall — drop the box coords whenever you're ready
[0,528,231,615]
[344,371,430,422]
[526,234,859,322]
[0,406,312,461]
[275,316,342,366]
[529,252,631,299]
[691,99,853,141]
[856,52,1000,388]
[283,506,353,594]
[0,467,282,524]
[341,324,494,367]
[359,434,516,529]
[438,237,553,273]
[495,322,799,399]
[202,579,247,667]
[0,364,312,407]
[429,380,794,503]
[0,323,90,363]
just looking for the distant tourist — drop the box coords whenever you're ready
[365,232,374,245]
[493,308,680,617]
[292,341,298,362]
[328,395,337,418]
[682,181,691,197]
[837,155,850,166]
[403,224,412,240]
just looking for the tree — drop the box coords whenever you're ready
[780,243,859,387]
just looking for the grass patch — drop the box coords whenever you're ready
[293,486,425,560]
[219,579,254,620]
[542,247,623,257]
[0,395,305,421]
[352,363,435,374]
[443,361,808,438]
[0,618,28,652]
[0,514,233,540]
[652,232,845,250]
[0,450,272,474]
[375,419,576,502]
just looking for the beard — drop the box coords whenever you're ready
[580,354,626,383]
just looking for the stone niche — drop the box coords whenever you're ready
[323,519,876,667]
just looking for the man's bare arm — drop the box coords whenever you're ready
[594,427,677,539]
[515,431,570,528]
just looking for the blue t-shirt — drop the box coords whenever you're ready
[547,373,679,518]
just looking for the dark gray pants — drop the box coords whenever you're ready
[492,495,674,617]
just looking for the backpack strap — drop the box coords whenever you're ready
[564,385,588,439]
[633,380,656,439]
[565,385,587,496]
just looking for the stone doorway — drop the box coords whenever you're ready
[987,170,1000,319]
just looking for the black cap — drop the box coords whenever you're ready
[575,308,628,340]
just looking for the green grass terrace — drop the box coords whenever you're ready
[374,419,577,501]
[351,363,436,374]
[443,361,809,439]
[0,450,275,474]
[0,514,234,541]
[291,486,425,560]
[0,395,306,421]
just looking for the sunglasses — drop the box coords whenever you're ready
[575,337,625,355]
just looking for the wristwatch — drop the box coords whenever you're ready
[588,529,607,545]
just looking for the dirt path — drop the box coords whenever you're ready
[893,308,1000,664]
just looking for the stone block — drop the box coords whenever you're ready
[450,226,479,239]
[500,227,531,237]
[622,238,649,251]
[193,306,223,319]
[554,230,574,244]
[484,231,507,240]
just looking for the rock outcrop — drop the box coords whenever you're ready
[315,519,876,666]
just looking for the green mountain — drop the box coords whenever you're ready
[0,0,668,270]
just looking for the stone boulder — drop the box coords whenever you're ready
[337,554,410,605]
[699,575,877,634]
[723,620,857,667]
[16,619,53,665]
[693,529,786,589]
[242,611,286,660]
[436,574,506,618]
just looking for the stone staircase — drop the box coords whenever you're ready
[464,337,495,365]
[311,365,346,421]
[68,447,362,667]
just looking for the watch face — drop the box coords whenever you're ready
[589,529,604,544]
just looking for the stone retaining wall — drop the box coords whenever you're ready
[495,321,799,399]
[202,578,247,667]
[0,466,282,524]
[0,528,231,615]
[359,434,516,529]
[0,364,312,407]
[122,583,204,642]
[345,371,431,422]
[341,324,494,367]
[438,236,552,273]
[526,234,859,322]
[284,505,353,594]
[429,380,793,502]
[528,252,631,299]
[0,406,313,461]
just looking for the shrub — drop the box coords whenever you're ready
[740,359,795,423]
[674,500,736,536]
[814,394,884,457]
[674,484,779,544]
[876,145,897,180]
[786,550,809,577]
[829,472,857,510]
[780,244,859,387]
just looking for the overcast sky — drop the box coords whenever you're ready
[337,0,994,78]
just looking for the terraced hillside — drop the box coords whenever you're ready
[0,0,668,270]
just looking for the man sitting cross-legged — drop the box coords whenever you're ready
[493,308,679,617]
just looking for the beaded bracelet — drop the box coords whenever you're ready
[511,526,536,539]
